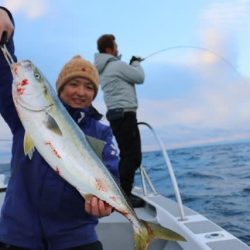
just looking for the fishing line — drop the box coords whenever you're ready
[0,44,14,66]
[141,45,247,84]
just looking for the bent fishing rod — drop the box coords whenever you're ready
[140,45,241,78]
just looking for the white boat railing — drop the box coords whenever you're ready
[138,122,186,221]
[139,165,158,195]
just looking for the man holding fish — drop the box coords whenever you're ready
[0,6,119,250]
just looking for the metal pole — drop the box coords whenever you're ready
[138,122,186,221]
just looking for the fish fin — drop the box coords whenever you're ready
[23,133,35,159]
[134,220,186,250]
[86,135,105,160]
[44,113,63,135]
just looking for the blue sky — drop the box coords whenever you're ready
[0,0,250,150]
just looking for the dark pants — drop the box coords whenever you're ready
[0,241,102,250]
[109,111,142,195]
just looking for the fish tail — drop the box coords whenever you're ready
[134,219,186,250]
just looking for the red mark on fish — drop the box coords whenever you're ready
[45,141,61,159]
[16,79,29,96]
[110,195,117,202]
[20,79,29,86]
[17,87,24,95]
[95,178,108,192]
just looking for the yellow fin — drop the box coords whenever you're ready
[23,133,35,159]
[134,220,186,250]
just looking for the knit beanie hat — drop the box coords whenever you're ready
[56,55,99,98]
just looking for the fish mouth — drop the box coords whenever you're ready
[11,60,33,78]
[19,60,32,67]
[12,60,32,67]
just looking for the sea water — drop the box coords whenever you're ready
[0,140,250,246]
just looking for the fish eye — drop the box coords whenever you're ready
[35,73,41,80]
[33,67,43,81]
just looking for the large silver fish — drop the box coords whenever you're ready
[10,59,185,249]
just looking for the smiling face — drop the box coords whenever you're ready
[59,77,95,108]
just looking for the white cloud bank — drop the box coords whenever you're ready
[200,0,249,64]
[201,0,248,31]
[129,0,250,150]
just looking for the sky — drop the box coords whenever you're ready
[0,0,250,151]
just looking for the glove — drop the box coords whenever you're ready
[129,56,144,65]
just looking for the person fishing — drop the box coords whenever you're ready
[94,34,145,207]
[0,7,119,250]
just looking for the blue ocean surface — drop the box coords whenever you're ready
[0,139,250,246]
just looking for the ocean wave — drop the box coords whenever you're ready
[242,187,250,193]
[185,171,224,180]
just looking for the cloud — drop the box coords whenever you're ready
[201,0,249,31]
[138,77,250,130]
[134,57,250,149]
[144,1,250,69]
[2,0,48,19]
[197,0,249,68]
[137,94,250,150]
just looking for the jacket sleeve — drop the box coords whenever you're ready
[114,60,145,85]
[101,127,120,183]
[0,7,19,134]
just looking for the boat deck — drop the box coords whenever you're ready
[97,188,250,250]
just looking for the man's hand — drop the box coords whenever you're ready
[85,196,113,217]
[0,8,14,45]
[129,56,144,65]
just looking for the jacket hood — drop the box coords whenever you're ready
[94,53,118,74]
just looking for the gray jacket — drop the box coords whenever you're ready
[94,53,145,111]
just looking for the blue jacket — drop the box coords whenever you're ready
[0,8,119,249]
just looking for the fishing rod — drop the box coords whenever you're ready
[140,45,242,80]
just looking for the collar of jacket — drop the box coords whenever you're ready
[62,102,103,121]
